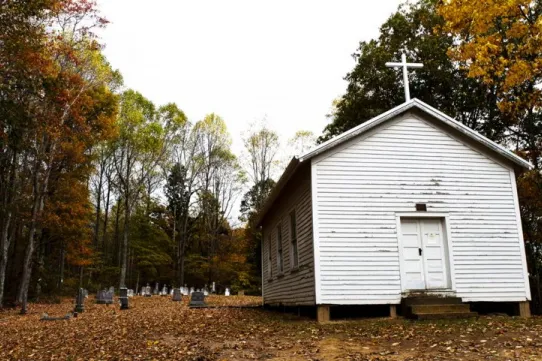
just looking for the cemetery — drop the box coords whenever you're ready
[1,292,542,360]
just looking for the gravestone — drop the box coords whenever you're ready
[189,287,194,295]
[96,290,106,304]
[74,288,85,313]
[104,289,114,304]
[225,288,230,296]
[154,283,159,295]
[161,285,168,296]
[172,288,182,302]
[119,287,129,310]
[145,284,152,297]
[211,282,216,293]
[96,289,114,304]
[203,289,209,296]
[140,286,145,296]
[82,289,89,299]
[181,287,188,296]
[189,291,206,308]
[127,289,134,298]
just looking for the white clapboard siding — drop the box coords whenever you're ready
[312,114,529,304]
[262,165,315,306]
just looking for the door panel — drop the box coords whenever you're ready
[421,219,448,289]
[400,219,425,290]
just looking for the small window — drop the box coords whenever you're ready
[290,210,299,268]
[267,234,272,278]
[276,224,283,273]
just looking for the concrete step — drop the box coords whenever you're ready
[413,311,478,320]
[410,304,471,314]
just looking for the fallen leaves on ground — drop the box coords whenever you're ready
[0,296,541,360]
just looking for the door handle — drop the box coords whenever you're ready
[419,248,422,256]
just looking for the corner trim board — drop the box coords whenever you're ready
[311,159,322,304]
[509,169,532,300]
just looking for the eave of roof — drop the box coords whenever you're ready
[255,98,533,226]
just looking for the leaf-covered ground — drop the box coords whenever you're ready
[1,296,541,360]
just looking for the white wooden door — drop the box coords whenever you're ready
[400,218,449,290]
[400,219,426,290]
[421,219,448,289]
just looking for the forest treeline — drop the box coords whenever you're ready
[2,0,542,314]
[0,0,317,312]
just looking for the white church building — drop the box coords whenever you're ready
[257,98,532,321]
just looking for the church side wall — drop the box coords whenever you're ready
[312,113,530,305]
[262,165,316,306]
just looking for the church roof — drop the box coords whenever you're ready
[255,98,533,226]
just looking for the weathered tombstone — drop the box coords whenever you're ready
[108,286,115,295]
[161,285,168,296]
[96,290,106,304]
[127,289,134,298]
[211,282,216,293]
[225,288,230,296]
[203,289,209,296]
[172,288,182,302]
[82,289,89,299]
[74,288,85,313]
[181,287,188,296]
[189,287,194,295]
[154,283,159,295]
[119,287,129,310]
[238,290,245,296]
[189,291,206,308]
[104,289,114,304]
[140,286,145,296]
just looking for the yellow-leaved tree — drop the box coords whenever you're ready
[439,0,542,313]
[439,0,542,164]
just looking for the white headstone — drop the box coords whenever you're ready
[225,288,230,296]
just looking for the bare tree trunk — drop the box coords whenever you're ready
[0,151,18,307]
[135,271,139,295]
[119,195,130,288]
[114,197,121,266]
[79,266,84,288]
[94,164,104,249]
[58,242,65,290]
[18,194,40,313]
[0,213,12,307]
[101,180,111,254]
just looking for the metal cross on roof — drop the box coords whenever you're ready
[385,53,423,102]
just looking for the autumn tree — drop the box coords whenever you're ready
[113,90,168,288]
[320,0,505,143]
[439,0,542,313]
[288,130,316,157]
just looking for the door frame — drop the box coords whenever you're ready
[396,212,456,293]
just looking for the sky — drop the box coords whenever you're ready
[97,0,406,156]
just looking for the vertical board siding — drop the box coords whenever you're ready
[262,166,315,306]
[313,115,528,304]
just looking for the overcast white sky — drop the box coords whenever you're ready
[97,0,405,155]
